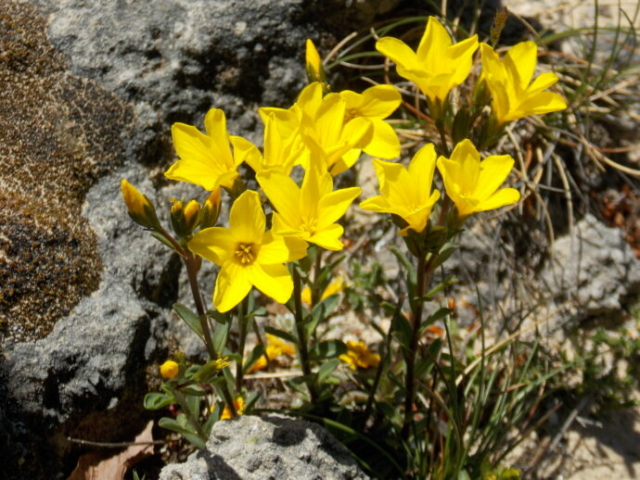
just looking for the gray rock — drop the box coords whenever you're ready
[540,213,640,323]
[0,0,408,477]
[160,414,369,480]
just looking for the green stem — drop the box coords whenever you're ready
[236,297,248,392]
[402,252,436,440]
[184,251,216,360]
[362,314,395,430]
[293,267,317,402]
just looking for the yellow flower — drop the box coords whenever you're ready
[120,179,160,229]
[436,139,520,218]
[301,275,346,306]
[188,190,308,312]
[266,333,297,356]
[165,108,243,191]
[360,144,441,236]
[297,83,373,175]
[340,341,380,370]
[480,42,567,125]
[247,334,296,373]
[376,16,478,106]
[257,165,361,251]
[340,85,401,159]
[232,107,304,176]
[159,360,179,379]
[220,396,245,420]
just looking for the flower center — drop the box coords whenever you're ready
[234,243,256,265]
[300,215,318,235]
[344,108,361,122]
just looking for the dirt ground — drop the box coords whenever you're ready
[502,1,640,478]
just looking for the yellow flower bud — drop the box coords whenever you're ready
[170,198,200,237]
[183,200,200,230]
[120,179,160,229]
[159,360,179,379]
[200,187,222,229]
[305,39,329,92]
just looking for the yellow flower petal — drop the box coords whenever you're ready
[214,261,252,313]
[249,263,294,304]
[188,227,237,266]
[228,190,265,245]
[363,119,400,159]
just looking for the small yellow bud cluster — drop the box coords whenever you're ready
[159,360,179,379]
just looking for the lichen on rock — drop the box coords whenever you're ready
[0,0,133,342]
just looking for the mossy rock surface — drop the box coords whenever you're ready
[0,0,132,342]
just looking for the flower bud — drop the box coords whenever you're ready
[183,200,201,232]
[120,179,160,230]
[199,188,222,229]
[170,199,200,237]
[305,39,330,92]
[159,360,179,379]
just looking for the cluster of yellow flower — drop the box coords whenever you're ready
[123,15,568,384]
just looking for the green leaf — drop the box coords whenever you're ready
[182,432,206,450]
[179,384,208,396]
[309,340,347,361]
[244,390,261,412]
[433,242,459,270]
[243,344,266,373]
[173,303,203,340]
[158,416,195,436]
[207,309,229,324]
[317,358,340,384]
[212,317,230,353]
[392,313,412,353]
[193,360,226,383]
[264,326,297,345]
[143,392,174,410]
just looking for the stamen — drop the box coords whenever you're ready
[235,243,255,265]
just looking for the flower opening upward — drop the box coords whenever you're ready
[480,42,567,125]
[376,16,478,106]
[165,108,243,191]
[188,190,308,312]
[360,143,441,236]
[257,165,361,251]
[436,139,520,218]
